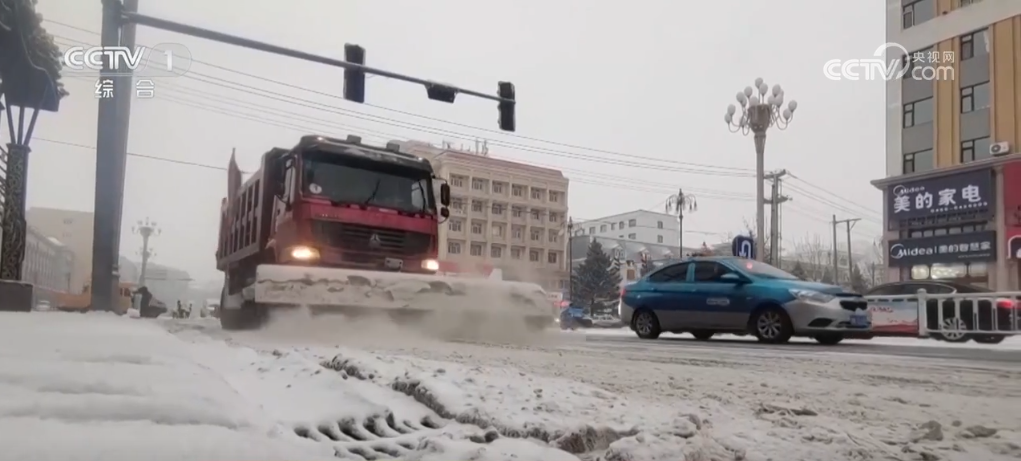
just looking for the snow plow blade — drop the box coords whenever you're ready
[252,264,554,330]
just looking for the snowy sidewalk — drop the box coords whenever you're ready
[0,313,338,461]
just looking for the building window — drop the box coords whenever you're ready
[471,200,484,212]
[493,182,505,194]
[618,221,624,228]
[492,203,504,215]
[548,229,559,243]
[512,185,525,197]
[472,178,486,191]
[451,175,466,188]
[530,209,541,220]
[511,247,523,259]
[588,227,595,234]
[548,252,558,264]
[62,218,73,225]
[451,198,465,212]
[448,242,462,254]
[960,137,991,163]
[513,226,524,239]
[530,188,543,200]
[550,191,561,203]
[471,222,484,234]
[470,243,483,256]
[492,224,505,237]
[903,149,934,174]
[529,249,541,262]
[903,97,933,127]
[531,228,541,241]
[960,29,988,60]
[512,206,524,218]
[628,219,637,227]
[628,233,636,239]
[902,0,932,29]
[657,235,664,243]
[549,213,559,223]
[657,221,664,229]
[600,224,607,232]
[449,220,463,232]
[610,223,616,230]
[491,245,503,258]
[961,82,989,113]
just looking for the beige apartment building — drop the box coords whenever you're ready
[399,141,570,293]
[26,207,95,293]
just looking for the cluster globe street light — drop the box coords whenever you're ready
[724,78,797,262]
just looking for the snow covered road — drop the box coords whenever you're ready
[4,311,1020,460]
[171,312,1021,461]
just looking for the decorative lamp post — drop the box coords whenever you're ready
[724,78,796,262]
[132,218,161,287]
[666,189,697,258]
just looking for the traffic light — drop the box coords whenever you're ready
[498,81,515,132]
[343,44,365,103]
[426,83,457,103]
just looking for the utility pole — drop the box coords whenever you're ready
[831,216,860,285]
[132,218,160,287]
[764,170,789,265]
[666,190,697,258]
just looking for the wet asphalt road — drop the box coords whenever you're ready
[581,331,1021,364]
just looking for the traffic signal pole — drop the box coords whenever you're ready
[89,0,517,311]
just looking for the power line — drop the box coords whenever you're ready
[45,23,756,177]
[787,172,881,218]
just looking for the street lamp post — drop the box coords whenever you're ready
[566,217,574,302]
[725,78,797,262]
[666,189,697,258]
[132,218,160,288]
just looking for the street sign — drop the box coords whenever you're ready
[732,235,755,259]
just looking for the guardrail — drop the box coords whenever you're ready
[865,290,1021,342]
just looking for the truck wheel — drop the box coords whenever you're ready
[220,302,267,330]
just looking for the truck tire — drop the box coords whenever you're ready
[219,301,267,330]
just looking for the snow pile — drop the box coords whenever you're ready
[319,347,844,460]
[0,312,337,461]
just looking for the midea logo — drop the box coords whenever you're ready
[889,243,936,259]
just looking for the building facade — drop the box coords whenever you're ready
[26,207,95,293]
[22,226,74,296]
[398,141,570,292]
[119,256,193,306]
[878,0,1021,290]
[568,235,695,294]
[573,210,681,248]
[887,0,1021,176]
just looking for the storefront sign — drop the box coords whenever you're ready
[1009,231,1021,259]
[887,168,993,221]
[1004,161,1021,258]
[887,231,997,266]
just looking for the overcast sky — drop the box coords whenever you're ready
[27,0,888,283]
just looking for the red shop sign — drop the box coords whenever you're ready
[1004,161,1021,258]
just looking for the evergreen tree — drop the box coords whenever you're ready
[849,263,867,293]
[571,240,621,316]
[789,261,808,280]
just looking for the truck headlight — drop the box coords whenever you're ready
[421,259,440,271]
[289,246,320,260]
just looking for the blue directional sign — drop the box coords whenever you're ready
[732,235,755,259]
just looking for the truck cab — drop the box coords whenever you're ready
[217,135,451,291]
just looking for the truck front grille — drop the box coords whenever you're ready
[311,220,431,256]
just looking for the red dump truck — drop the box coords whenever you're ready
[215,135,551,330]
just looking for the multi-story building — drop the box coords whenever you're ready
[573,210,681,247]
[22,226,75,299]
[26,207,95,292]
[398,141,570,293]
[874,0,1021,289]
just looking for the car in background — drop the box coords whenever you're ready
[865,281,1018,344]
[619,256,870,345]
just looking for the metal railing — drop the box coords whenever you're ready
[865,290,1021,339]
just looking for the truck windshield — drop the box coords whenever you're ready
[301,151,433,214]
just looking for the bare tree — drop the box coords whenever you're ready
[790,235,830,282]
[858,238,885,289]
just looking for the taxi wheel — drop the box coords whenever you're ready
[814,334,844,345]
[752,307,793,344]
[691,330,714,341]
[632,309,661,340]
[973,335,1005,344]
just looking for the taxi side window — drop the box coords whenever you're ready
[648,263,690,283]
[692,262,732,282]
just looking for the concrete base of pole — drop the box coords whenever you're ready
[0,280,34,312]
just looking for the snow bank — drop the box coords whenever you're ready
[0,312,335,461]
[319,347,844,460]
